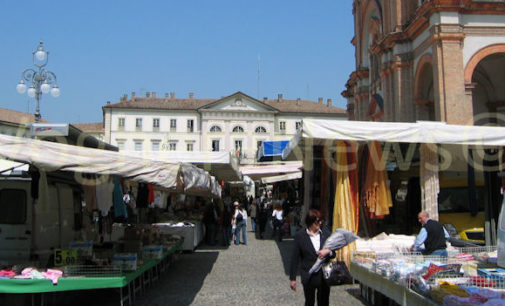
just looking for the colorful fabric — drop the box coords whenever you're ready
[362,141,392,219]
[332,141,359,266]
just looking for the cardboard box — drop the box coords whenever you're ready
[477,268,505,285]
[112,253,138,271]
[142,245,163,260]
[69,241,93,257]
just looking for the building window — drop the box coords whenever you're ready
[169,142,176,151]
[135,118,143,131]
[187,119,194,133]
[279,121,286,132]
[235,140,242,152]
[153,118,160,130]
[151,141,160,151]
[296,121,302,130]
[117,140,125,150]
[170,119,177,132]
[212,140,220,152]
[134,141,143,151]
[210,125,222,132]
[187,143,194,151]
[232,126,244,133]
[255,126,267,133]
[118,118,125,130]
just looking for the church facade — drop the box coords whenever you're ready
[343,0,505,126]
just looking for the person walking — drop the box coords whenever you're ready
[289,209,334,306]
[257,199,268,239]
[233,202,248,245]
[249,200,258,233]
[203,202,219,246]
[271,202,284,242]
[220,203,233,246]
[410,211,450,256]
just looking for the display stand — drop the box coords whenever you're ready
[154,222,204,251]
[350,262,437,306]
[0,239,183,306]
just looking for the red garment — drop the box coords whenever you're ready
[148,184,154,204]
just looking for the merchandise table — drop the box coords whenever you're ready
[350,262,437,306]
[0,238,183,305]
[153,222,204,251]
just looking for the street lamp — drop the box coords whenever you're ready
[16,41,60,122]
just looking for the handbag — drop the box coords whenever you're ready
[322,261,353,286]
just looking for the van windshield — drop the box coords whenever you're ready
[0,189,27,224]
[438,187,485,213]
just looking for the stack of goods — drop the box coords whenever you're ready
[0,266,64,284]
[352,246,505,305]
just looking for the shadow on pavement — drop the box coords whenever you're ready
[136,251,219,306]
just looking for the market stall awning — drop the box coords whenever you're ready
[260,171,302,184]
[122,151,241,182]
[282,119,505,161]
[257,140,290,161]
[239,161,302,181]
[0,134,220,198]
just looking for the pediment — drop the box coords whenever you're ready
[199,92,278,112]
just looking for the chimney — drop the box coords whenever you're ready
[263,97,268,102]
[164,93,169,101]
[123,94,127,101]
[277,94,283,103]
[327,98,332,107]
[296,98,301,105]
[131,92,136,101]
[146,92,150,98]
[170,92,175,100]
[189,92,194,100]
[318,97,323,104]
[106,101,110,105]
[152,92,156,99]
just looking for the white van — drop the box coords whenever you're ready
[0,169,83,266]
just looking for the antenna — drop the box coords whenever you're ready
[257,54,261,99]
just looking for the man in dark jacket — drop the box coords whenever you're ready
[410,211,450,256]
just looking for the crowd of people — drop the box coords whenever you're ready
[202,192,302,246]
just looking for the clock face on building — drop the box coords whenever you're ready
[234,99,243,106]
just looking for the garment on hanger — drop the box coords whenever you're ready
[96,177,114,216]
[113,178,128,218]
[136,183,149,208]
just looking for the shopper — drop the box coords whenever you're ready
[410,211,450,256]
[289,209,334,306]
[220,203,233,246]
[257,199,268,239]
[249,200,258,232]
[271,202,284,242]
[233,202,248,245]
[203,202,219,246]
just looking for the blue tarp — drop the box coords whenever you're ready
[257,141,290,161]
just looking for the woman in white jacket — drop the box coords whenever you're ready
[233,201,248,245]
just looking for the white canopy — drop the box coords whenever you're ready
[0,134,220,198]
[122,150,241,181]
[282,119,505,160]
[261,171,302,184]
[239,161,303,181]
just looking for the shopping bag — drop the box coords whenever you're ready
[322,261,353,286]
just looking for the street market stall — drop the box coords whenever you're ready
[0,134,220,305]
[281,119,505,305]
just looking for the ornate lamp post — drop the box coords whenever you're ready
[16,41,60,122]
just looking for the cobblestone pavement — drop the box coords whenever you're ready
[136,222,367,306]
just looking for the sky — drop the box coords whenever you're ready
[0,1,355,124]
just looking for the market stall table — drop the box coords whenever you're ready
[153,222,204,252]
[350,261,437,306]
[0,239,183,306]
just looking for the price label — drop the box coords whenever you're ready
[54,249,78,266]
